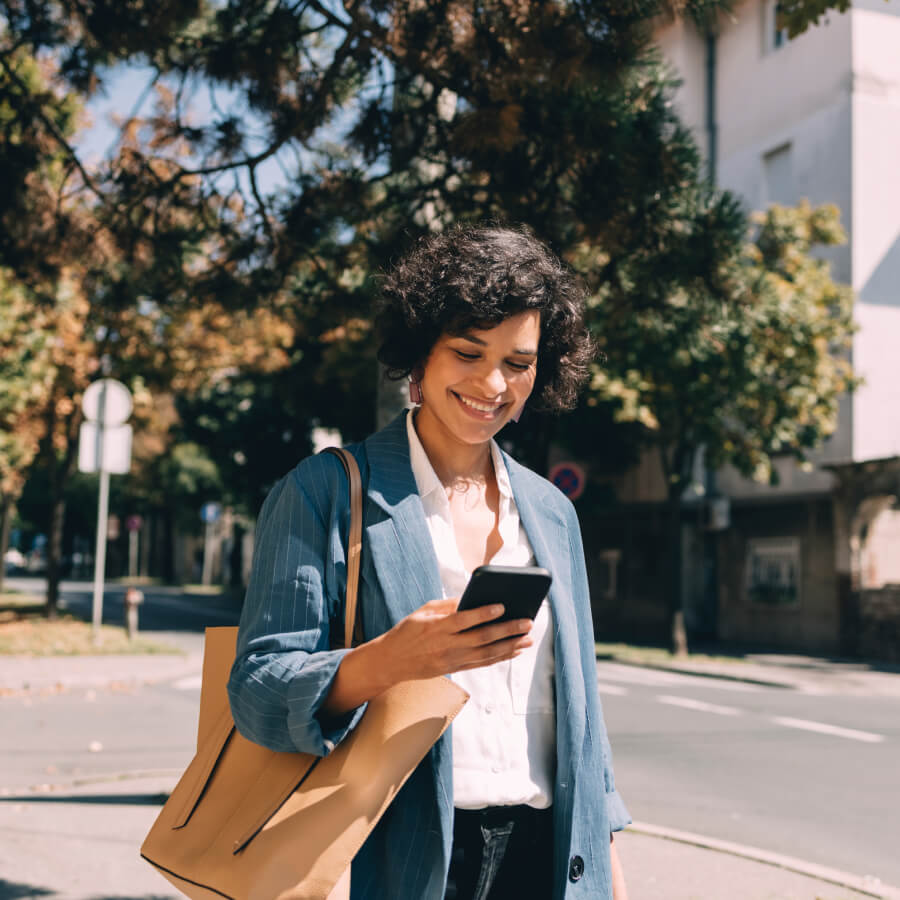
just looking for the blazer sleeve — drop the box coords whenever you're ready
[227,454,367,756]
[565,500,632,833]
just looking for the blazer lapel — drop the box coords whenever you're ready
[360,411,455,876]
[361,411,443,632]
[505,455,587,775]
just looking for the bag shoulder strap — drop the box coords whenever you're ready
[322,447,363,649]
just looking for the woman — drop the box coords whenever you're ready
[228,225,630,899]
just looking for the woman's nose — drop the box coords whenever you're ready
[478,365,507,397]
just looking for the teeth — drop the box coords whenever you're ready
[458,394,502,413]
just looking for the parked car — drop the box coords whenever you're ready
[3,548,27,575]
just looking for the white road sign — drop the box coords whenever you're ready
[82,378,133,426]
[78,422,133,474]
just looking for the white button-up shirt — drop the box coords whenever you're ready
[406,410,556,809]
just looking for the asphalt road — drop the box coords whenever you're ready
[4,576,242,634]
[596,659,900,887]
[63,583,241,634]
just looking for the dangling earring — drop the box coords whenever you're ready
[409,377,423,405]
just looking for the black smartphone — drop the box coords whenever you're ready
[457,565,552,625]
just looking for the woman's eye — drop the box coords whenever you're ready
[454,350,479,361]
[506,361,532,371]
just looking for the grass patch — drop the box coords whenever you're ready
[0,592,182,656]
[0,589,44,609]
[595,641,750,667]
[110,576,165,587]
[180,583,229,595]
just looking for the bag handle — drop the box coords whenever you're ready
[322,447,364,649]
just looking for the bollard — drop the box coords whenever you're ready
[124,587,144,640]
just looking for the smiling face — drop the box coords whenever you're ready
[415,310,540,448]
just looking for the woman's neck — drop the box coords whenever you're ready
[412,407,494,490]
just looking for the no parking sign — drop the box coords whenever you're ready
[548,461,587,500]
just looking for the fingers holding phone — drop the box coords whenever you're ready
[375,567,551,681]
[449,565,552,667]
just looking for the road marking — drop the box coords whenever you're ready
[656,695,742,716]
[172,675,202,691]
[596,682,629,696]
[771,716,885,743]
[596,662,760,693]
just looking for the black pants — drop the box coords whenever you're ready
[444,805,554,900]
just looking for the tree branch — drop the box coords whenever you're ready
[0,51,103,201]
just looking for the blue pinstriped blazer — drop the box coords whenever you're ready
[228,411,630,900]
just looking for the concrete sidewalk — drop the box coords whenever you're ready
[0,629,205,695]
[0,771,896,900]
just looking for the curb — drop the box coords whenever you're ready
[627,821,900,900]
[0,653,203,695]
[598,654,795,690]
[0,769,182,799]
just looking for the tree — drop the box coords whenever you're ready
[589,201,858,653]
[0,40,305,607]
[0,272,55,592]
[774,0,890,38]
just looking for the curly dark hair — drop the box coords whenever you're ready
[375,225,596,411]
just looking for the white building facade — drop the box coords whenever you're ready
[635,0,900,654]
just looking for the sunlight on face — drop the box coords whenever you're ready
[416,310,540,447]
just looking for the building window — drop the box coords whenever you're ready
[763,142,793,206]
[766,1,790,52]
[746,538,801,607]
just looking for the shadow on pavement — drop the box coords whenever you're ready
[0,879,54,899]
[84,896,175,900]
[0,793,169,806]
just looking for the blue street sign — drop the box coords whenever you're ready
[201,502,222,524]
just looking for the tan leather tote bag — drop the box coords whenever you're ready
[141,448,469,900]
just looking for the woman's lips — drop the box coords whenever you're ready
[452,391,506,419]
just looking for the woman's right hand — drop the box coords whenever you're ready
[377,597,534,683]
[321,598,532,717]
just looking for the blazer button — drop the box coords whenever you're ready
[568,855,584,882]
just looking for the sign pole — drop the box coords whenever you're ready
[128,528,139,579]
[79,378,133,645]
[91,469,110,644]
[202,521,214,586]
[199,503,222,586]
[91,381,108,645]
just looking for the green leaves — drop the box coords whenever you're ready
[588,201,857,488]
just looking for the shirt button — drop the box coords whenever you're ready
[568,855,584,882]
[491,764,501,774]
[484,704,494,714]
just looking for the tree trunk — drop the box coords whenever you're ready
[45,492,66,619]
[163,507,175,583]
[666,486,689,657]
[659,444,692,658]
[44,414,80,619]
[0,495,12,595]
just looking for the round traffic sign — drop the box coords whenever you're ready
[82,379,132,426]
[201,502,222,524]
[548,461,587,501]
